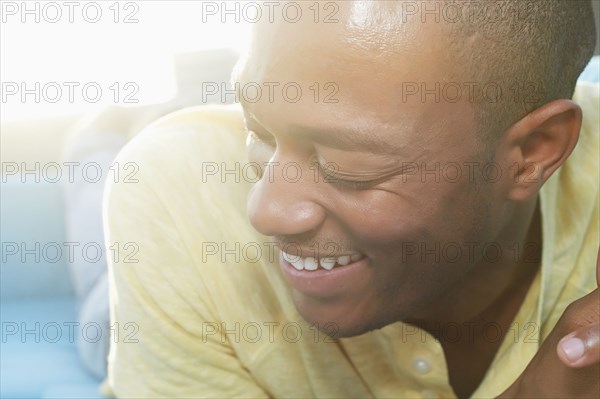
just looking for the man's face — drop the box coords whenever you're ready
[239,2,511,337]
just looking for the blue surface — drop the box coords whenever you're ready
[1,179,103,398]
[1,178,73,299]
[1,298,104,399]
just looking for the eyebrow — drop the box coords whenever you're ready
[232,70,409,156]
[288,123,406,156]
[242,103,407,157]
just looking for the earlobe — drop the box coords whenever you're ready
[505,99,582,201]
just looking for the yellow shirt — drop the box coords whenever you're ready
[103,82,599,399]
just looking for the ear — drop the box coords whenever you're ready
[504,99,582,201]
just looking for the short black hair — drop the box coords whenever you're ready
[444,0,597,139]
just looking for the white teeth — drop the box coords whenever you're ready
[282,251,304,270]
[282,250,364,271]
[282,251,297,263]
[291,259,304,270]
[337,255,350,266]
[319,257,336,270]
[351,254,363,262]
[304,257,318,271]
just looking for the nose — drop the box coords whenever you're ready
[247,157,326,237]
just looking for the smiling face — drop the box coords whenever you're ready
[238,2,518,337]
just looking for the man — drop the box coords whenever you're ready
[103,1,599,398]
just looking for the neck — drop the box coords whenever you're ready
[405,197,543,399]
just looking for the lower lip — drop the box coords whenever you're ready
[279,253,370,297]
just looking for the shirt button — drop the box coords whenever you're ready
[412,356,432,374]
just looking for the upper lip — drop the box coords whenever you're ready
[278,246,360,259]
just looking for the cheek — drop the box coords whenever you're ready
[332,179,486,248]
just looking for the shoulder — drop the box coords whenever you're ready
[538,82,599,333]
[104,103,250,220]
[103,102,286,314]
[118,103,246,169]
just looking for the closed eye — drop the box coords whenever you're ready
[331,177,378,190]
[314,161,381,190]
[315,159,414,190]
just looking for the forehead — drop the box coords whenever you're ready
[239,2,450,72]
[235,1,471,142]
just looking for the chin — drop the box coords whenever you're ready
[292,292,398,339]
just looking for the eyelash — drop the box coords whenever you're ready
[246,128,376,190]
[331,178,374,190]
[313,160,376,190]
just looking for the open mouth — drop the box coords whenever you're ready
[278,250,371,297]
[281,251,365,271]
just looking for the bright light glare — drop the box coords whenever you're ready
[0,1,251,122]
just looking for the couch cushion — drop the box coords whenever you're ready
[0,298,103,398]
[1,178,73,298]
